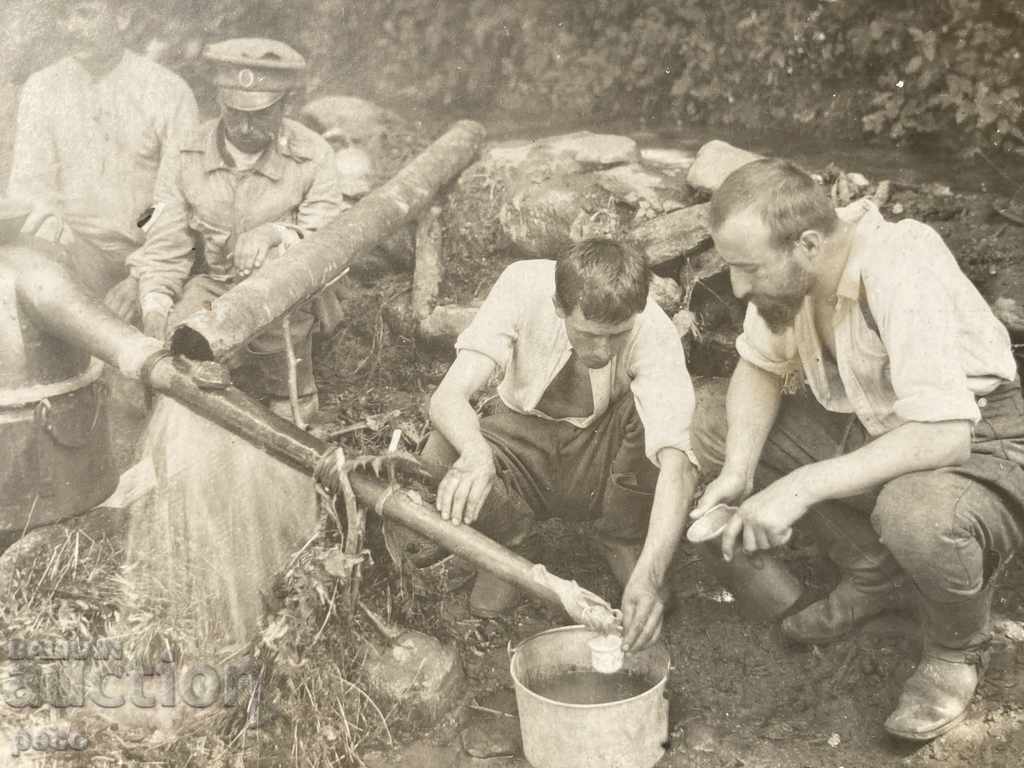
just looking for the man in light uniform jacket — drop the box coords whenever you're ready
[128,38,342,420]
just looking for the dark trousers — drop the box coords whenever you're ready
[169,274,317,401]
[400,394,658,565]
[692,379,1024,605]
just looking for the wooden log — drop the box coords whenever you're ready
[627,202,711,267]
[411,205,443,320]
[170,120,486,362]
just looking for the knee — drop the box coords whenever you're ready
[691,379,729,479]
[872,471,985,600]
[871,472,944,557]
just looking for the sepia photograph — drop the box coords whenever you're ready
[1,1,1023,765]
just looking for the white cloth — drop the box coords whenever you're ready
[455,259,697,466]
[737,199,1017,436]
[8,51,199,260]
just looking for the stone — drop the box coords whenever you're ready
[299,95,394,151]
[679,248,726,304]
[418,304,479,347]
[592,164,690,211]
[628,203,711,267]
[480,140,535,169]
[530,131,640,168]
[298,95,402,196]
[500,175,620,258]
[640,147,695,173]
[649,274,682,314]
[333,145,376,198]
[460,716,522,758]
[363,629,465,727]
[683,720,719,753]
[685,140,763,194]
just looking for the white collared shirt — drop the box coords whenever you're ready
[8,51,199,258]
[737,200,1017,436]
[455,259,697,466]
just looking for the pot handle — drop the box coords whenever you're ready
[34,380,106,449]
[507,638,524,661]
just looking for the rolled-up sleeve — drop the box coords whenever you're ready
[454,262,525,371]
[628,306,699,468]
[735,303,799,377]
[867,225,979,424]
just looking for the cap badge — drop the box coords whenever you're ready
[237,68,256,88]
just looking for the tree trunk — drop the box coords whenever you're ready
[170,120,486,362]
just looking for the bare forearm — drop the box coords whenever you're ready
[638,451,699,583]
[723,360,784,489]
[795,420,971,505]
[428,385,490,456]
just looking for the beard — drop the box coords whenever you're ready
[753,296,805,334]
[751,259,814,334]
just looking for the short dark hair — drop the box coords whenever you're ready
[554,238,649,324]
[709,158,839,250]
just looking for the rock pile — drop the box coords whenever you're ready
[299,106,1012,375]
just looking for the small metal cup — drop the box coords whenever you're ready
[688,504,803,622]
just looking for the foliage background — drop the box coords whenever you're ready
[3,0,1024,152]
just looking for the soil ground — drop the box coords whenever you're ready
[299,153,1024,768]
[3,108,1024,765]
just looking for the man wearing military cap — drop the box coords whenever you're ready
[128,38,343,420]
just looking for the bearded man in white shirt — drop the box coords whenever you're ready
[692,158,1024,741]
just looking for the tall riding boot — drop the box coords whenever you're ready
[884,585,994,741]
[782,504,908,644]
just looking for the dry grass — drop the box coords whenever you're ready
[0,484,417,766]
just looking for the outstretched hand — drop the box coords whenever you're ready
[621,566,666,653]
[435,444,495,527]
[718,477,802,562]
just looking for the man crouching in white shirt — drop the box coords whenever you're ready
[388,238,699,653]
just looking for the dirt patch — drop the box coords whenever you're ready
[304,176,1024,767]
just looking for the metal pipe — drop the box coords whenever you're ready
[4,230,566,613]
[144,356,562,606]
[171,120,486,362]
[6,242,164,381]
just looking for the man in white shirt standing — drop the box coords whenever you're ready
[692,158,1024,740]
[388,238,700,652]
[8,0,198,313]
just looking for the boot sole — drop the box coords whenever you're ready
[884,710,967,742]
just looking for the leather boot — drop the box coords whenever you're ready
[782,505,907,644]
[884,585,994,741]
[470,571,522,618]
[594,535,643,587]
[593,473,650,587]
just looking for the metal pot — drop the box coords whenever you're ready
[0,235,118,533]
